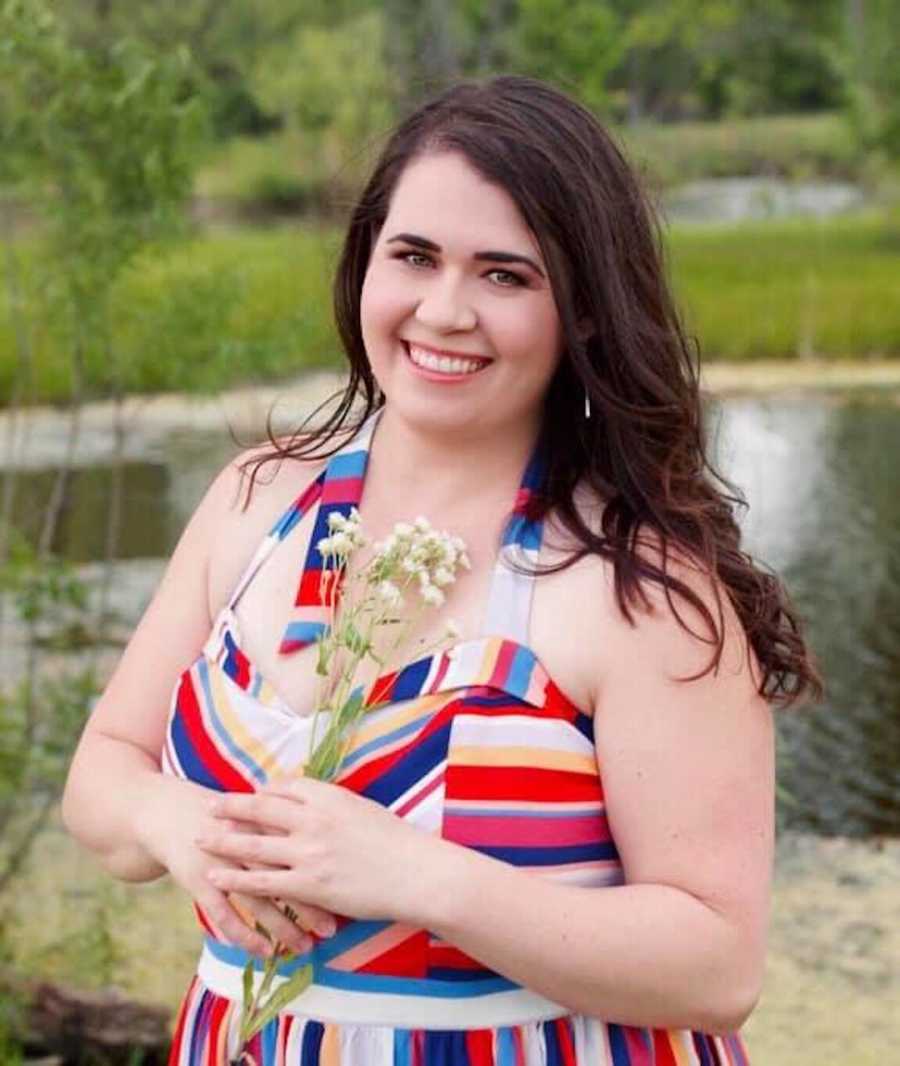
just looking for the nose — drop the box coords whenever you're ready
[413,274,477,333]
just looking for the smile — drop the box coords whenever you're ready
[404,342,492,378]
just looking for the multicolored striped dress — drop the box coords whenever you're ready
[162,409,751,1066]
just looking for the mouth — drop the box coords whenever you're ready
[402,341,493,380]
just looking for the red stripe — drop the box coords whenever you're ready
[297,567,325,605]
[166,975,197,1064]
[466,1029,495,1066]
[446,764,604,803]
[624,1026,656,1065]
[428,942,484,971]
[357,930,428,977]
[321,475,364,504]
[206,996,230,1064]
[652,1029,679,1066]
[178,674,254,792]
[556,1018,577,1066]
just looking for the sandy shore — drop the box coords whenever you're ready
[1,359,899,470]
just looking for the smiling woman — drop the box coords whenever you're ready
[61,75,821,1066]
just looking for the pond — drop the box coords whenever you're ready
[4,392,899,838]
[663,177,867,223]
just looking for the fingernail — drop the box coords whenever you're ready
[315,920,337,938]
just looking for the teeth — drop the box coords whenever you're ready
[407,344,486,376]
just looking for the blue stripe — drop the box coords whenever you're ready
[393,1029,412,1066]
[392,657,433,701]
[327,449,367,479]
[282,620,328,644]
[544,1018,564,1066]
[505,645,536,699]
[496,1028,517,1066]
[425,1031,467,1065]
[204,936,519,998]
[339,709,436,770]
[472,841,620,865]
[261,1017,278,1063]
[362,719,452,806]
[608,1023,631,1066]
[169,710,221,792]
[300,1020,324,1065]
[270,472,325,538]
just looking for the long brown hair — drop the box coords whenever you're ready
[240,74,822,707]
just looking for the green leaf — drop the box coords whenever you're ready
[241,960,254,1016]
[343,622,369,656]
[243,965,314,1039]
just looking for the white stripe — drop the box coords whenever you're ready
[197,943,569,1030]
[448,713,595,754]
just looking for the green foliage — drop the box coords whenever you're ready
[509,0,623,113]
[622,112,858,187]
[843,0,900,160]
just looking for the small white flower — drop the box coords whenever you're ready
[327,512,348,531]
[459,552,472,571]
[394,521,414,537]
[378,581,403,607]
[421,585,444,607]
[445,619,461,640]
[329,531,352,555]
[432,566,454,587]
[401,556,421,575]
[317,535,333,553]
[414,515,431,532]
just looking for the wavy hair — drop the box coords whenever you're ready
[239,74,822,707]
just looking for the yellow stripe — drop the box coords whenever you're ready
[346,691,453,753]
[476,636,503,684]
[448,744,597,774]
[205,665,284,778]
[319,1023,341,1065]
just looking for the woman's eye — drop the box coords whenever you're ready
[393,252,525,288]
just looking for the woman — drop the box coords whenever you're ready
[63,75,820,1064]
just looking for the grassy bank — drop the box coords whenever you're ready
[2,212,899,407]
[196,113,860,210]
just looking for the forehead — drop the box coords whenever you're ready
[384,151,540,255]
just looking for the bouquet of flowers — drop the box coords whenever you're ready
[234,510,470,1055]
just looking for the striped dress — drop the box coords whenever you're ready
[162,409,751,1066]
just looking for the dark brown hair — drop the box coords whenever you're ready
[241,74,822,707]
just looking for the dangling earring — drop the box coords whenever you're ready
[584,389,592,419]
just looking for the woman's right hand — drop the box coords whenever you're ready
[138,775,337,956]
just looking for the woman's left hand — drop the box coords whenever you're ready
[195,776,442,926]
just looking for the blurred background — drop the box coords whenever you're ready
[0,1,897,1063]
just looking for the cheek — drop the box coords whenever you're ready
[361,266,409,340]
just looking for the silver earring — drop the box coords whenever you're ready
[584,389,592,419]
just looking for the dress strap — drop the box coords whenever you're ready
[479,446,546,645]
[278,408,383,655]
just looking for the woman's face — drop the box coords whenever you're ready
[360,151,564,439]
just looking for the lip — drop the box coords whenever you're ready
[402,341,492,383]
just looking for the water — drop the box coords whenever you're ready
[3,395,898,837]
[664,177,866,224]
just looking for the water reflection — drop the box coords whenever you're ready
[4,396,899,837]
[712,396,900,837]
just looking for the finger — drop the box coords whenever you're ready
[195,830,294,868]
[198,888,276,958]
[276,897,338,938]
[232,893,317,954]
[207,865,297,898]
[208,793,301,833]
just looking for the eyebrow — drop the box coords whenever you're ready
[385,232,546,278]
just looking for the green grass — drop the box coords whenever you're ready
[669,213,900,360]
[1,212,899,406]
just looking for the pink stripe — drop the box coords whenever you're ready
[487,640,518,689]
[442,812,604,846]
[327,922,418,970]
[395,769,445,818]
[321,476,364,504]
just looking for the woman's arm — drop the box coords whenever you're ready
[417,564,774,1035]
[60,456,232,879]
